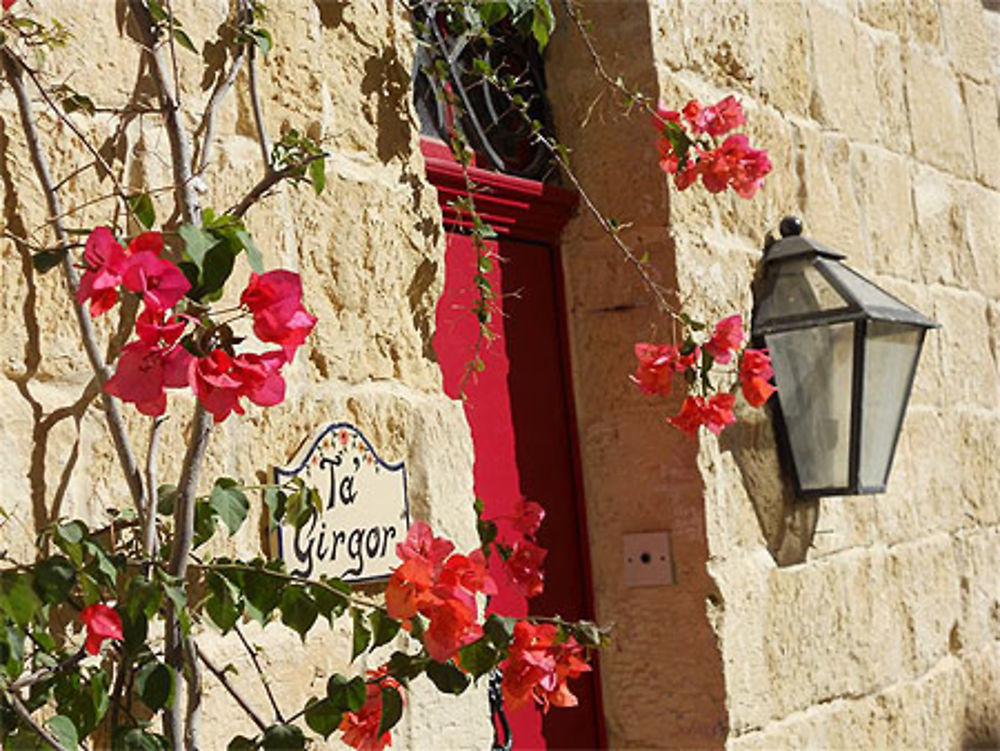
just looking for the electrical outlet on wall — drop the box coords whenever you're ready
[623,531,675,587]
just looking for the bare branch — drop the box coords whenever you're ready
[143,416,166,567]
[233,625,285,723]
[195,642,268,733]
[183,635,202,750]
[247,45,271,171]
[0,48,146,511]
[127,0,201,225]
[196,48,247,173]
[227,153,326,218]
[7,692,67,751]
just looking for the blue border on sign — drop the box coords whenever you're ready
[272,421,410,584]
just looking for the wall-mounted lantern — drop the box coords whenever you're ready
[751,216,938,498]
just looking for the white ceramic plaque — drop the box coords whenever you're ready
[274,423,409,583]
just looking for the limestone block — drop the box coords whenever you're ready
[857,0,907,35]
[906,0,945,48]
[795,124,866,261]
[961,182,1000,298]
[911,165,962,286]
[963,81,1000,190]
[850,145,917,280]
[938,0,995,83]
[905,50,975,177]
[679,0,756,91]
[900,409,967,533]
[872,35,911,153]
[933,286,999,410]
[953,528,1000,651]
[961,643,1000,746]
[807,4,880,142]
[954,411,1000,526]
[749,0,810,116]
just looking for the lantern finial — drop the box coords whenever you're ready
[779,216,803,238]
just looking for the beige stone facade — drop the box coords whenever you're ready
[3,0,1000,749]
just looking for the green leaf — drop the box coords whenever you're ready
[378,685,403,735]
[458,640,498,679]
[232,228,263,273]
[243,570,282,624]
[172,27,197,53]
[206,573,242,634]
[326,674,366,712]
[0,573,39,628]
[303,697,342,739]
[250,28,273,56]
[279,587,317,640]
[193,500,217,548]
[61,93,96,116]
[308,157,326,196]
[129,193,156,230]
[351,607,371,661]
[33,556,76,604]
[261,723,304,750]
[195,242,237,302]
[120,609,148,654]
[310,583,346,626]
[484,614,516,646]
[385,651,427,683]
[115,728,169,751]
[137,661,174,712]
[477,1,510,25]
[263,487,285,528]
[178,223,217,270]
[31,249,67,274]
[209,478,250,536]
[425,660,470,695]
[46,715,78,750]
[369,610,401,649]
[55,520,87,545]
[84,540,120,587]
[226,737,257,751]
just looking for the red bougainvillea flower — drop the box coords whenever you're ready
[396,520,455,570]
[668,395,706,436]
[240,271,317,361]
[740,348,777,407]
[80,603,123,655]
[189,348,288,423]
[422,597,483,663]
[512,500,545,538]
[339,670,402,751]
[122,252,191,313]
[702,393,736,435]
[2,0,16,11]
[631,343,679,397]
[505,538,547,599]
[77,227,128,316]
[704,314,744,364]
[700,134,772,198]
[385,557,434,621]
[683,96,745,137]
[501,621,591,712]
[104,341,172,416]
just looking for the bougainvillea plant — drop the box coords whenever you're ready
[0,2,606,750]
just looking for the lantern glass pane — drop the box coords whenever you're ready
[755,259,849,324]
[767,322,855,492]
[818,260,915,318]
[859,322,923,489]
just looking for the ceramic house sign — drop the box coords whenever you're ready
[274,423,409,583]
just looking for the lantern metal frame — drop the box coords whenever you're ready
[752,217,939,498]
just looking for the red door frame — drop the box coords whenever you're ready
[422,138,607,748]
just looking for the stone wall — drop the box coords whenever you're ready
[0,1,489,748]
[551,0,1000,747]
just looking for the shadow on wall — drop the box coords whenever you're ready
[720,407,818,566]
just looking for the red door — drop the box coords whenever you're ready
[427,142,605,749]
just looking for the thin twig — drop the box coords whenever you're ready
[143,416,166,569]
[247,43,271,171]
[183,635,202,751]
[10,51,137,223]
[7,692,67,751]
[0,48,146,511]
[7,649,85,691]
[194,642,268,733]
[233,625,284,723]
[226,153,326,218]
[195,39,247,173]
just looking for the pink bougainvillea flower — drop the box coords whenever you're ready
[702,393,737,435]
[512,499,545,538]
[232,351,287,408]
[505,538,547,599]
[135,308,188,347]
[631,343,679,397]
[190,349,245,422]
[77,226,128,316]
[339,669,402,751]
[80,603,123,655]
[422,597,483,663]
[704,314,744,364]
[122,252,191,312]
[700,134,772,198]
[2,0,16,11]
[240,270,317,361]
[104,341,170,416]
[684,96,745,137]
[740,348,777,407]
[653,102,681,130]
[396,520,454,573]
